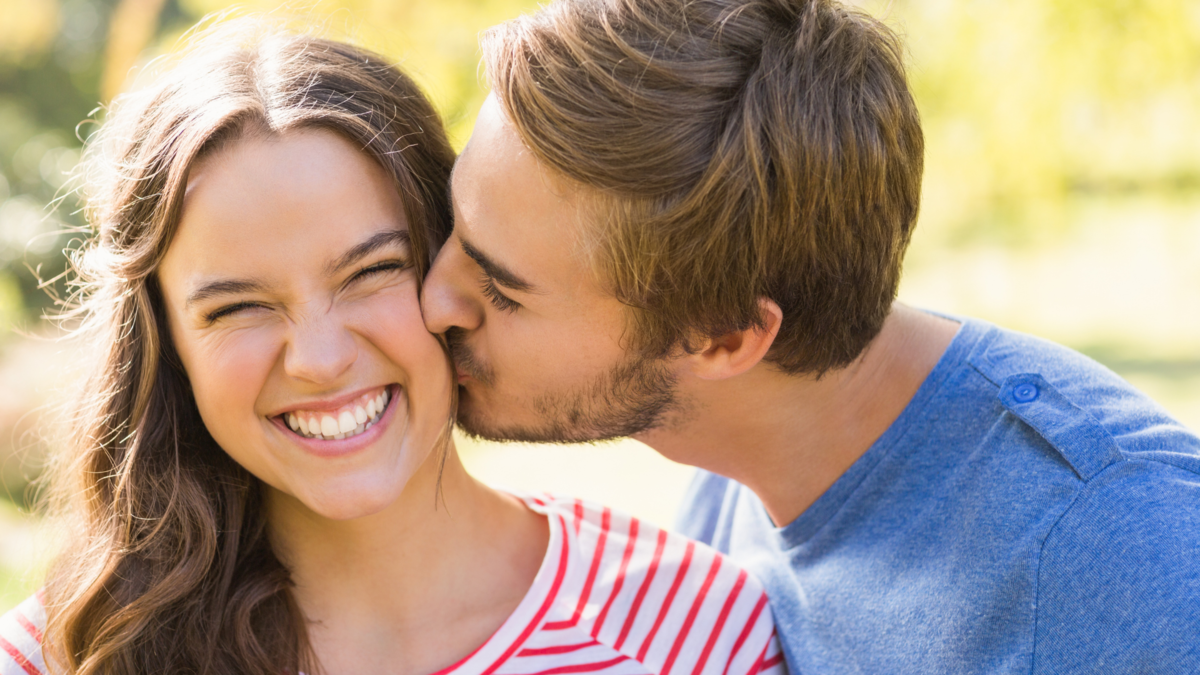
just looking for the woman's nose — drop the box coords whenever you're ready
[283,316,358,385]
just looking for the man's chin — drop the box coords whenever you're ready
[453,394,537,443]
[453,357,680,444]
[454,397,630,445]
[454,409,613,445]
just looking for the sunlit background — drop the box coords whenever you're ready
[1,0,1198,614]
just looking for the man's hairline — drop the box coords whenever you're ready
[447,133,617,298]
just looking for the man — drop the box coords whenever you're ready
[421,0,1200,671]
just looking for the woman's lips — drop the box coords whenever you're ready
[271,385,402,458]
[283,387,390,440]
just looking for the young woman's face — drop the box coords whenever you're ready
[157,128,452,520]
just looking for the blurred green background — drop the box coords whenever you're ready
[1,0,1198,613]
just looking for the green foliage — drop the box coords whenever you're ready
[862,0,1200,246]
[0,0,110,322]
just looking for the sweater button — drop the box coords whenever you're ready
[1013,383,1039,403]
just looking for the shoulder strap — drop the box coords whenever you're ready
[998,373,1125,481]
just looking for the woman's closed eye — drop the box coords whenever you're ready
[346,259,410,287]
[204,301,266,324]
[201,259,412,325]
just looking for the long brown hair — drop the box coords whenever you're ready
[483,0,923,375]
[42,18,455,674]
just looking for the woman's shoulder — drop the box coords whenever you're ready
[528,491,772,593]
[516,493,786,674]
[0,593,47,675]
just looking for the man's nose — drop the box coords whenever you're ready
[422,235,484,335]
[284,315,358,385]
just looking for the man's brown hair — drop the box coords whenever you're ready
[482,0,923,374]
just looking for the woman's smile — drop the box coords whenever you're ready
[269,384,402,458]
[279,384,391,439]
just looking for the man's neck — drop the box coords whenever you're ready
[639,304,960,527]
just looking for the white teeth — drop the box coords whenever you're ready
[320,416,339,437]
[286,388,393,441]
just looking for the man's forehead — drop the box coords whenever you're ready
[451,98,601,293]
[459,95,519,159]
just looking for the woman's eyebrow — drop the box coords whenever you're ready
[326,230,411,276]
[183,231,410,309]
[185,279,267,308]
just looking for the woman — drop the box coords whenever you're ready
[0,18,783,675]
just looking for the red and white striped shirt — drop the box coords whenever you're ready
[1,494,785,675]
[0,592,42,675]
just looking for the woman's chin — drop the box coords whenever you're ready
[306,495,394,521]
[273,474,415,522]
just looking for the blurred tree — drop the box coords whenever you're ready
[862,0,1200,247]
[103,0,169,101]
[0,0,115,327]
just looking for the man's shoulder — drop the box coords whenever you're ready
[674,470,737,546]
[679,318,1200,520]
[960,318,1200,478]
[0,593,47,675]
[1031,459,1200,673]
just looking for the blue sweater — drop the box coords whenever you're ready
[677,317,1200,674]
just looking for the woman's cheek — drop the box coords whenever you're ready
[352,285,433,348]
[353,288,451,399]
[187,325,283,434]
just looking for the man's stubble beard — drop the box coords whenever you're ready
[445,327,683,444]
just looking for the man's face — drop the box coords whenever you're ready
[422,96,679,443]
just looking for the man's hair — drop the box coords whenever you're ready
[482,0,923,374]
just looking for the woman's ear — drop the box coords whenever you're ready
[686,297,782,381]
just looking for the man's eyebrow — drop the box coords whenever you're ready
[185,279,268,308]
[459,237,535,293]
[326,229,411,276]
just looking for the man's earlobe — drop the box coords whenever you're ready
[691,298,783,381]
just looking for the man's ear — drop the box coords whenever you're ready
[688,298,782,381]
